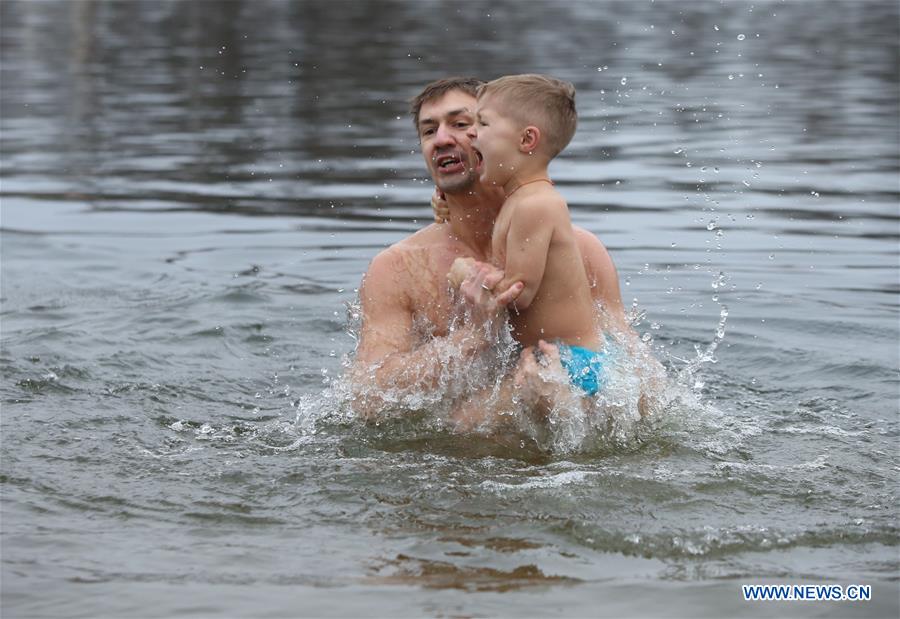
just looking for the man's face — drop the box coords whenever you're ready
[417,90,481,194]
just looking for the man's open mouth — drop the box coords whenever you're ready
[435,153,467,174]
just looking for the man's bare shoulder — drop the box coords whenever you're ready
[394,223,452,250]
[570,225,624,315]
[573,225,610,253]
[368,224,445,262]
[362,224,453,295]
[572,226,615,273]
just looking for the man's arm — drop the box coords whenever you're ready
[449,342,573,432]
[351,248,521,418]
[574,226,667,416]
[352,249,478,412]
[574,226,628,329]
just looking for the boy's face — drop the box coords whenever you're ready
[468,94,522,187]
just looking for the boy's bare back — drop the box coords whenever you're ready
[491,182,600,350]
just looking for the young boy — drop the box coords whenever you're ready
[447,74,612,396]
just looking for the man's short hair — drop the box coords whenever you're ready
[477,74,577,158]
[409,76,484,130]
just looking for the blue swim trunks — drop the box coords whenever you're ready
[557,344,614,396]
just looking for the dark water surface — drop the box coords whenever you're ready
[2,1,898,617]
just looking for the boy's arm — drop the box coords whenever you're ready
[494,197,564,309]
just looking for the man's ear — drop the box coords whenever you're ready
[520,125,541,154]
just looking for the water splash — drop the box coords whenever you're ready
[298,289,726,457]
[672,304,729,391]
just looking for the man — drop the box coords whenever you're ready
[350,77,642,429]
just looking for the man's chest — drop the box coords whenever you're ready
[398,247,459,337]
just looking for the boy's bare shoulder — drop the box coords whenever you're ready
[508,188,569,221]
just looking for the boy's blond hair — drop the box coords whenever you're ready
[477,74,577,159]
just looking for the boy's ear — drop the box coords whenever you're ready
[520,125,541,153]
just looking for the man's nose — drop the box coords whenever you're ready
[433,123,456,146]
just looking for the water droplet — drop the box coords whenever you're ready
[768,253,775,260]
[737,33,746,40]
[714,25,719,31]
[810,191,820,198]
[707,221,718,231]
[620,77,627,85]
[728,74,735,80]
[711,271,727,289]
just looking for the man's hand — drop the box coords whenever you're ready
[447,256,475,288]
[514,340,564,397]
[512,340,581,422]
[431,188,449,223]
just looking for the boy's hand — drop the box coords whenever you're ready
[451,259,523,306]
[431,188,449,223]
[458,261,523,328]
[474,261,524,308]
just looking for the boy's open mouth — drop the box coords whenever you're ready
[472,147,484,172]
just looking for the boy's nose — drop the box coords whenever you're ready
[465,125,477,140]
